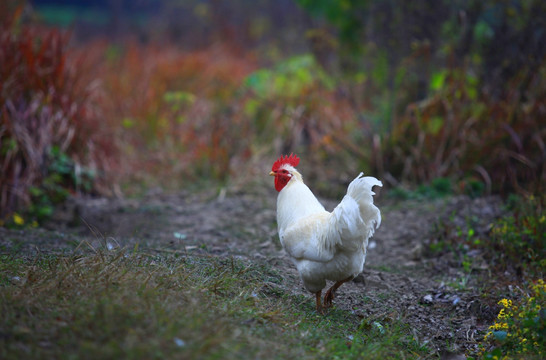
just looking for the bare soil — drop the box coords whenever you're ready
[0,181,506,357]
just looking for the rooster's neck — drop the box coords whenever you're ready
[276,178,326,233]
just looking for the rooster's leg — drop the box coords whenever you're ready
[324,276,354,308]
[315,291,324,314]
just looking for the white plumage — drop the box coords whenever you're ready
[271,160,381,313]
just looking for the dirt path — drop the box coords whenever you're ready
[0,182,505,356]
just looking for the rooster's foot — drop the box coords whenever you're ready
[315,291,325,314]
[324,288,336,308]
[324,276,354,309]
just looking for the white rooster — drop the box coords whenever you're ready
[269,154,382,313]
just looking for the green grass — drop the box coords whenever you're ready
[0,246,436,359]
[387,178,454,201]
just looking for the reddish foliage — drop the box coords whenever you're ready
[0,11,117,219]
[91,41,257,188]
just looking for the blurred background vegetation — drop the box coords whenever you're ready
[1,0,545,223]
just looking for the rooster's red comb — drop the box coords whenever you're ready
[272,153,300,171]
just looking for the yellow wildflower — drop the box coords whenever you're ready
[497,308,511,319]
[533,279,545,292]
[13,213,24,225]
[489,322,509,330]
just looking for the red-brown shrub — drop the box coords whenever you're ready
[0,11,116,220]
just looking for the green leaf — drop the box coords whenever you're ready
[474,20,494,44]
[245,69,273,98]
[244,99,260,117]
[29,186,43,197]
[244,54,332,99]
[1,138,17,155]
[427,116,444,135]
[493,330,507,341]
[122,118,135,129]
[430,70,447,91]
[163,91,196,105]
[371,52,389,87]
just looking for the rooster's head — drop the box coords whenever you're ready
[269,153,300,192]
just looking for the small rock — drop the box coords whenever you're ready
[421,294,434,305]
[452,296,461,306]
[173,337,186,347]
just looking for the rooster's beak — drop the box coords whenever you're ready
[269,171,276,176]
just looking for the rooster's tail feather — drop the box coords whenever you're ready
[324,173,382,252]
[347,172,382,234]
